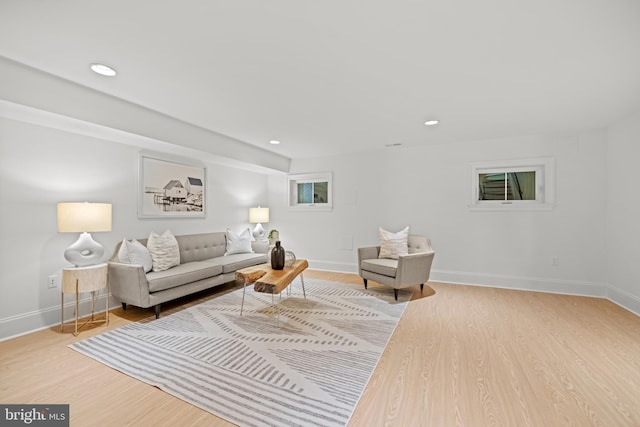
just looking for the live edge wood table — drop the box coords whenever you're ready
[235,259,309,317]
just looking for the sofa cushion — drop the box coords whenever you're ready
[216,253,267,274]
[176,232,227,263]
[147,261,224,292]
[361,258,398,278]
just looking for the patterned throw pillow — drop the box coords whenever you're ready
[147,230,180,272]
[225,228,254,255]
[378,226,409,259]
[117,238,153,273]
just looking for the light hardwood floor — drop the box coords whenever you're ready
[2,270,640,426]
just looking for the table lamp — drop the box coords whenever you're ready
[249,206,269,241]
[57,202,112,267]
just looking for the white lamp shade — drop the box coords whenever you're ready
[249,207,269,224]
[57,202,112,232]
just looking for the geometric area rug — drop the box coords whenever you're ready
[69,279,410,427]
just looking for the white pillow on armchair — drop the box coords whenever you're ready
[378,226,409,259]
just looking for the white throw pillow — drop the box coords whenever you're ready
[378,226,409,259]
[118,238,153,273]
[225,228,254,255]
[147,230,180,272]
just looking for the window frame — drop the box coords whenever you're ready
[288,172,333,211]
[470,157,555,211]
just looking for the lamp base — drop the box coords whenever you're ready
[64,232,104,267]
[252,223,267,241]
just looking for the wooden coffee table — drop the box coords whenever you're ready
[236,259,309,316]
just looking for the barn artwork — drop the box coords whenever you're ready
[139,155,206,218]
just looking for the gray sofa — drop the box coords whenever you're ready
[108,232,268,318]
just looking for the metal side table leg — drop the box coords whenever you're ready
[272,292,280,327]
[240,278,248,315]
[74,279,79,336]
[60,292,64,332]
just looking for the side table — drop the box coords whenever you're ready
[61,263,109,336]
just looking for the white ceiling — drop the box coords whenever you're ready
[1,0,639,159]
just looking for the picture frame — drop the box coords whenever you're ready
[138,153,206,218]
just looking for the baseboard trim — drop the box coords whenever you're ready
[429,271,639,317]
[308,263,609,298]
[3,266,638,341]
[0,294,119,342]
[308,260,359,274]
[430,269,608,298]
[607,285,640,316]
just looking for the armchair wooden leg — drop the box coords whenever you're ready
[122,302,127,311]
[363,278,368,289]
[393,289,398,301]
[154,304,161,319]
[420,283,424,291]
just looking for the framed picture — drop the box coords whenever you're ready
[138,153,206,218]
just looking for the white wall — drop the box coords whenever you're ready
[3,102,638,340]
[0,116,269,340]
[606,110,640,314]
[268,132,608,296]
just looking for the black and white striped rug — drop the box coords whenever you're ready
[70,279,410,426]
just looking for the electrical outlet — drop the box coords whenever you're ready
[551,257,560,267]
[48,275,57,289]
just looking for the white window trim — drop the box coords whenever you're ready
[288,172,333,211]
[470,157,555,211]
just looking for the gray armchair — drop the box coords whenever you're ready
[358,235,435,300]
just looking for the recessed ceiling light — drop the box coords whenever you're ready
[269,140,281,145]
[90,63,117,77]
[424,120,439,126]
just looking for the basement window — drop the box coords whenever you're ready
[470,157,554,211]
[288,172,332,211]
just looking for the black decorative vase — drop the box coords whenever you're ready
[271,241,285,270]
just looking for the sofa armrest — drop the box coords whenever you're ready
[108,262,151,308]
[396,251,435,285]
